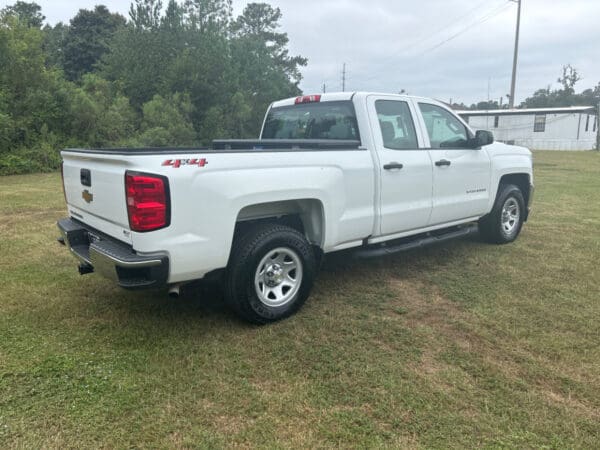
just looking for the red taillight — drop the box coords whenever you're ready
[295,94,321,104]
[125,171,170,232]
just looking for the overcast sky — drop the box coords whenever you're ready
[5,0,599,104]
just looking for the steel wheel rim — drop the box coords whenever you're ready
[254,247,303,308]
[501,197,520,235]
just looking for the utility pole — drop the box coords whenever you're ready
[508,0,522,108]
[342,63,346,92]
[322,82,327,93]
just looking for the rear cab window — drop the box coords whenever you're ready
[262,101,360,141]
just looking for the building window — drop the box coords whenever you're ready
[594,115,597,132]
[494,115,499,128]
[585,114,590,132]
[534,114,546,133]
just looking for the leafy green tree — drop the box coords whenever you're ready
[129,0,163,30]
[1,0,313,174]
[68,74,138,146]
[520,65,599,108]
[0,14,70,150]
[232,3,306,87]
[43,22,68,68]
[63,5,126,81]
[198,91,252,142]
[470,100,501,110]
[0,90,14,151]
[557,64,581,95]
[0,1,45,28]
[102,26,179,107]
[580,84,600,106]
[166,31,236,128]
[183,0,232,33]
[139,93,196,146]
[161,0,185,30]
[102,0,189,107]
[229,3,306,134]
[520,87,555,108]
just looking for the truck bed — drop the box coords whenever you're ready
[63,139,361,155]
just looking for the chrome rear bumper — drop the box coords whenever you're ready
[57,218,169,289]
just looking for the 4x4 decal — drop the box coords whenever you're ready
[162,158,208,169]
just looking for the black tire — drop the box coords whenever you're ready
[479,184,525,244]
[225,223,316,324]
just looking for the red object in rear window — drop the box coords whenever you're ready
[125,171,170,232]
[295,95,321,104]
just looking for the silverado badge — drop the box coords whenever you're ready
[82,190,94,203]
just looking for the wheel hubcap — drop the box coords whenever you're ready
[501,197,520,235]
[254,247,303,307]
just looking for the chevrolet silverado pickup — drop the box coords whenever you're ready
[57,92,534,323]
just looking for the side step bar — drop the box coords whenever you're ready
[354,224,478,259]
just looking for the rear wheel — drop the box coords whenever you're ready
[479,184,525,244]
[225,223,316,324]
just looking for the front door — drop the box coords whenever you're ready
[368,96,433,236]
[415,102,491,226]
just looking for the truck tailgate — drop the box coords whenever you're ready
[62,151,132,244]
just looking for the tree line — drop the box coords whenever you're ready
[2,1,599,175]
[452,65,600,111]
[0,0,306,174]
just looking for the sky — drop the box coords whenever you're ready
[5,0,600,105]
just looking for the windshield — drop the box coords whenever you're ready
[262,101,360,141]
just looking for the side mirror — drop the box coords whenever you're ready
[472,130,494,148]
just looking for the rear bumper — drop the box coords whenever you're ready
[57,218,169,289]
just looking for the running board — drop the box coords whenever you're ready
[354,224,478,259]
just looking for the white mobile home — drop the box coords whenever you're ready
[458,106,598,150]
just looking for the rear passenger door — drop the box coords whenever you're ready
[367,96,433,236]
[415,102,491,226]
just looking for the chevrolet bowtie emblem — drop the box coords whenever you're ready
[82,190,94,203]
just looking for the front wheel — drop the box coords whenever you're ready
[225,223,316,324]
[479,184,525,244]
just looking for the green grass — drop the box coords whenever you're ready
[1,151,599,448]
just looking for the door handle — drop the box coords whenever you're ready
[435,159,451,167]
[383,162,404,170]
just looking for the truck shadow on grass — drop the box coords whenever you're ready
[111,233,486,326]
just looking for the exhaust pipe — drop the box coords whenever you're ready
[168,284,181,299]
[78,263,94,275]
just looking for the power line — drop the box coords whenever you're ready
[354,0,514,86]
[397,0,497,58]
[415,2,513,57]
[306,1,514,94]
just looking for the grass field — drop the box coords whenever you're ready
[1,151,599,448]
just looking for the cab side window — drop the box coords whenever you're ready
[375,100,418,150]
[418,103,469,148]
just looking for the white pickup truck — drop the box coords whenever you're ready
[58,92,533,323]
